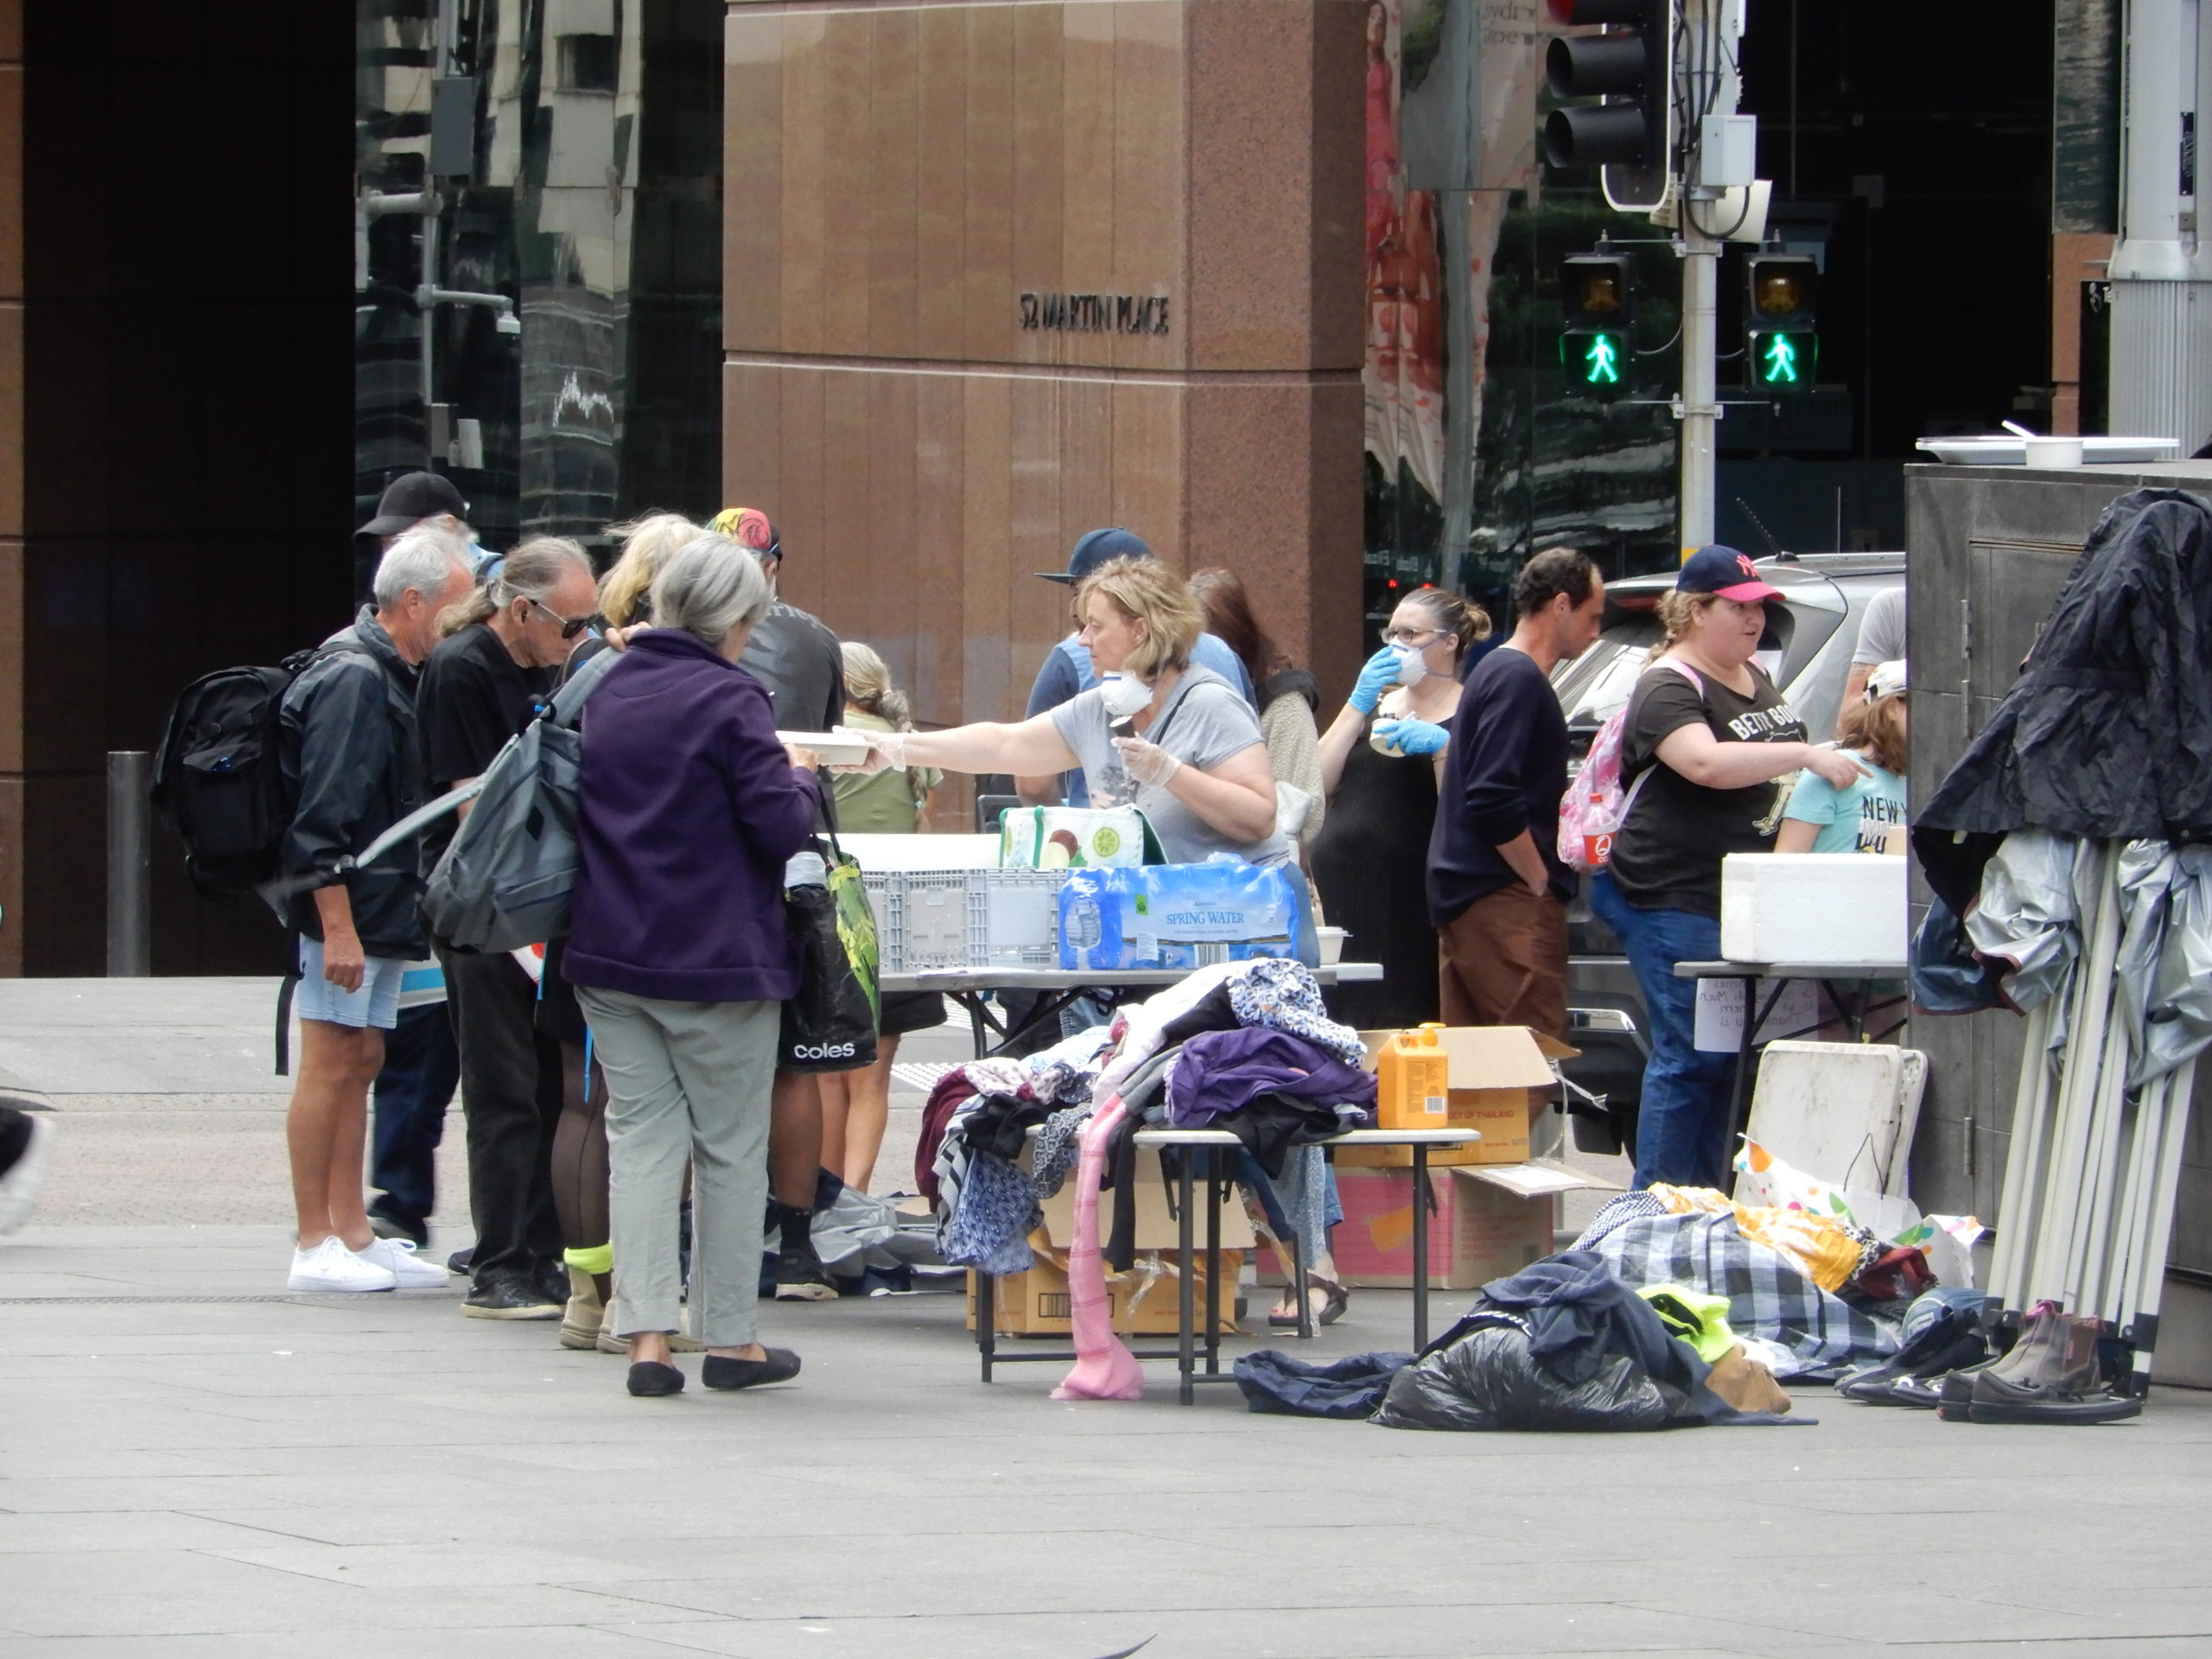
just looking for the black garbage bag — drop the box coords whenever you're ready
[1235,1349,1414,1419]
[1372,1316,1676,1432]
[1373,1252,1808,1432]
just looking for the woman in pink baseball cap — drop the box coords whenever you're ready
[1586,546,1872,1192]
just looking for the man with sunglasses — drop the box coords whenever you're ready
[417,537,603,1319]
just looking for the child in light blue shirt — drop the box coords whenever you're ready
[1780,658,1909,855]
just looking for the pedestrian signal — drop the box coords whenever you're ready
[1560,251,1635,397]
[1745,252,1817,394]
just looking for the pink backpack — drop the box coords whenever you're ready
[1557,659,1702,872]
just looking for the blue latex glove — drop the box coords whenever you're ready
[1349,645,1403,715]
[1373,716,1448,757]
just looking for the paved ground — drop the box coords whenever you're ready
[4,981,2211,1657]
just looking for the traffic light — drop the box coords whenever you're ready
[1560,251,1634,394]
[1542,0,1675,213]
[1745,252,1818,392]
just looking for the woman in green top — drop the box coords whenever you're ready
[1778,659,1908,855]
[824,644,944,1191]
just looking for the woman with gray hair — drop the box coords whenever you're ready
[563,533,824,1397]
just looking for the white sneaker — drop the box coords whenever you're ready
[287,1236,397,1293]
[0,1111,54,1236]
[358,1235,454,1289]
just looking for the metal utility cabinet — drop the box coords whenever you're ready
[1905,458,2212,1385]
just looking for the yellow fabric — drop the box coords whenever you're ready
[1732,1205,1862,1291]
[563,1243,613,1276]
[1648,1183,1732,1216]
[1643,1182,1861,1292]
[1637,1285,1737,1363]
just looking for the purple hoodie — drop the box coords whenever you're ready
[563,628,823,1003]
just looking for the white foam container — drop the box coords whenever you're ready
[1719,853,1907,965]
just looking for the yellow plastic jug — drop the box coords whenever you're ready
[1374,1023,1452,1130]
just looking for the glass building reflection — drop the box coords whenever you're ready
[355,0,722,561]
[1363,0,1680,629]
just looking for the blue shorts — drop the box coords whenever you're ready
[296,938,408,1031]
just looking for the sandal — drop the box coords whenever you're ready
[1266,1274,1351,1330]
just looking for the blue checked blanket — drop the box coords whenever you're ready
[1579,1210,1903,1382]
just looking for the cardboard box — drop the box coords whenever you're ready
[1036,1148,1257,1250]
[1719,851,1907,964]
[1341,1027,1574,1166]
[1330,1163,1619,1290]
[966,1244,1243,1337]
[965,1149,1257,1338]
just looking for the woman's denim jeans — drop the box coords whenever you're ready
[1587,870,1738,1190]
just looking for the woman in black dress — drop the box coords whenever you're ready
[1312,587,1490,1029]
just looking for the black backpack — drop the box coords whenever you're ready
[152,642,359,899]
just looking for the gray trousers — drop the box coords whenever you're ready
[576,987,779,1347]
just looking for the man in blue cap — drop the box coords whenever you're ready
[1014,529,1255,805]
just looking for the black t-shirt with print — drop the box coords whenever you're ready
[1608,660,1806,918]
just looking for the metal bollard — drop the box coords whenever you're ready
[105,750,152,976]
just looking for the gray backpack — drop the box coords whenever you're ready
[419,648,620,952]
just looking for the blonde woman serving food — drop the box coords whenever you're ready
[844,558,1289,868]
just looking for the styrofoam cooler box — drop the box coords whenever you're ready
[1719,853,1906,964]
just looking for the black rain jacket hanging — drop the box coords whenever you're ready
[1914,489,2212,913]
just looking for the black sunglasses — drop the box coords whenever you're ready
[530,598,598,640]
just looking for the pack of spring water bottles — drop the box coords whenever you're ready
[1057,855,1316,971]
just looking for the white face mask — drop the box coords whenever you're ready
[1099,672,1152,720]
[1390,644,1428,686]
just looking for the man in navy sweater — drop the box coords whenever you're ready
[1425,548,1605,1036]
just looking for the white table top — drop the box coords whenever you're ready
[880,961,1383,994]
[1673,958,1905,979]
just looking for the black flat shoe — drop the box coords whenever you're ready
[702,1348,802,1390]
[627,1360,685,1396]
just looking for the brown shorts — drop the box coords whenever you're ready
[1437,884,1570,1039]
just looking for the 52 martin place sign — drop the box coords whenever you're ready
[1020,292,1171,335]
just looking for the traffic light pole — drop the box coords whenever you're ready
[1676,221,1720,551]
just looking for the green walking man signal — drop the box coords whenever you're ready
[1560,250,1636,397]
[1744,252,1818,395]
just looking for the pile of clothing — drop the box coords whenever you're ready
[920,959,1378,1277]
[1235,1254,1802,1430]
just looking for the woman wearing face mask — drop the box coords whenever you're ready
[1310,586,1491,1028]
[1588,546,1871,1191]
[843,557,1290,867]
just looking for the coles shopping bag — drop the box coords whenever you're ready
[779,836,880,1072]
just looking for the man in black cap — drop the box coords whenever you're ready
[1015,527,1254,806]
[353,472,474,1258]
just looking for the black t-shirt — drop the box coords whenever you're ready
[417,624,551,857]
[738,603,846,731]
[1608,660,1806,918]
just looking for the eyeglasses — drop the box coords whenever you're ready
[1381,626,1445,646]
[530,598,598,640]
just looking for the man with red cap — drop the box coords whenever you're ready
[709,506,848,1300]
